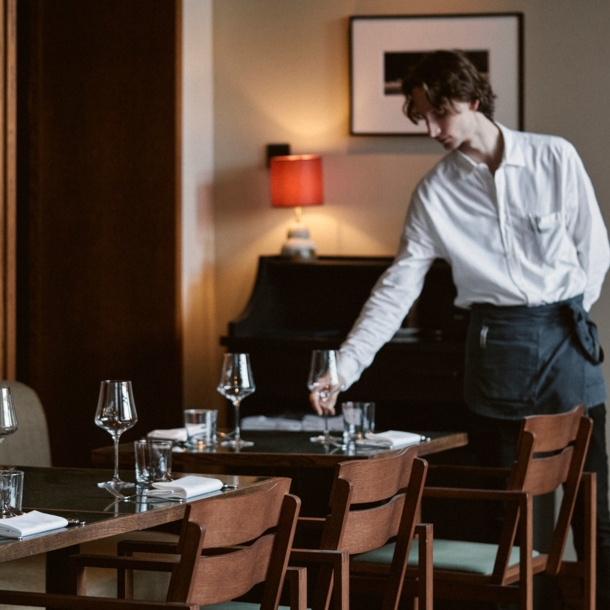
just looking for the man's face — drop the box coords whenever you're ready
[410,87,480,151]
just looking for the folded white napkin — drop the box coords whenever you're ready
[357,430,422,448]
[301,414,344,432]
[147,428,187,442]
[0,510,69,539]
[147,475,224,499]
[241,416,303,431]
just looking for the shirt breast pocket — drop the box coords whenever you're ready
[530,212,561,233]
[525,211,567,264]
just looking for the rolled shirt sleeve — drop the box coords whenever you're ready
[339,195,440,389]
[564,144,610,311]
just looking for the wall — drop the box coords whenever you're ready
[203,1,610,425]
[182,0,219,414]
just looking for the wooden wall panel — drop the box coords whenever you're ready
[0,0,16,380]
[17,0,182,466]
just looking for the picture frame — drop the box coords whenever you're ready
[349,13,523,136]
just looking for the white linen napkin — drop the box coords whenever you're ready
[301,414,344,432]
[357,430,422,448]
[147,428,188,442]
[241,416,303,431]
[0,510,69,539]
[147,475,224,499]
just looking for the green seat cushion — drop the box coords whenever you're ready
[352,539,539,576]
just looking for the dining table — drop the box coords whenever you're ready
[0,465,279,596]
[92,430,468,517]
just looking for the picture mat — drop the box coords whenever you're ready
[351,15,521,135]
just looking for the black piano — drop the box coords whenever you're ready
[221,255,470,433]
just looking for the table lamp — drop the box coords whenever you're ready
[269,154,323,260]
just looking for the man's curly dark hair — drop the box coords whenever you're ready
[401,50,496,123]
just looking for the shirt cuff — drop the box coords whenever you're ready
[337,351,361,391]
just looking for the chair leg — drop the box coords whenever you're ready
[310,552,349,610]
[582,472,596,610]
[519,493,534,610]
[117,548,134,599]
[417,524,433,610]
[116,568,134,599]
[331,551,349,610]
[285,567,307,610]
[311,563,334,610]
[73,564,86,597]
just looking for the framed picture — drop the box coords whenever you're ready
[349,13,523,136]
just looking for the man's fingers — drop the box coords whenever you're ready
[310,391,341,416]
[309,391,323,415]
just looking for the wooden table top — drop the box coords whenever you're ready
[91,431,467,518]
[92,430,468,471]
[0,466,277,563]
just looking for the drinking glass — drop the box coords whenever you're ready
[95,380,138,488]
[308,350,342,445]
[0,470,23,518]
[216,353,255,449]
[0,387,18,443]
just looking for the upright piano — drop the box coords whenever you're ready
[221,255,469,433]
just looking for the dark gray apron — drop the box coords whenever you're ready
[465,295,606,419]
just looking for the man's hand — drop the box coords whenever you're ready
[309,390,338,416]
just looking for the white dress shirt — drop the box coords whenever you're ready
[339,124,610,389]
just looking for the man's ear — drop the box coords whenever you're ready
[470,99,480,112]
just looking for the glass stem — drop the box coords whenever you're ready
[233,400,241,445]
[112,433,121,483]
[320,396,330,438]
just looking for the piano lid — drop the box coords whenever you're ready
[227,256,468,341]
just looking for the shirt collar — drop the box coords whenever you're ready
[497,122,526,168]
[451,122,526,179]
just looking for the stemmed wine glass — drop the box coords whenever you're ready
[308,350,343,445]
[0,387,17,444]
[95,380,138,488]
[216,353,255,450]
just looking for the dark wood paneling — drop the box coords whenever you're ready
[17,0,182,466]
[0,0,17,379]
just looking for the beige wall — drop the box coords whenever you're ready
[182,0,218,412]
[182,0,610,426]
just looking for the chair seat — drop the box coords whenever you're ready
[352,539,540,576]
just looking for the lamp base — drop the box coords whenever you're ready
[280,223,316,260]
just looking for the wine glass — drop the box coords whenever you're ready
[216,353,255,450]
[0,387,18,443]
[95,380,138,488]
[308,350,342,445]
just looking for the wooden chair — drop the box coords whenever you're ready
[290,444,430,610]
[0,477,304,610]
[351,404,595,610]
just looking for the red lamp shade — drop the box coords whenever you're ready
[269,155,323,208]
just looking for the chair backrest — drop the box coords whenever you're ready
[322,445,426,555]
[0,381,51,467]
[493,404,592,580]
[166,477,300,610]
[313,446,427,610]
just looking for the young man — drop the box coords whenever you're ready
[310,50,610,607]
